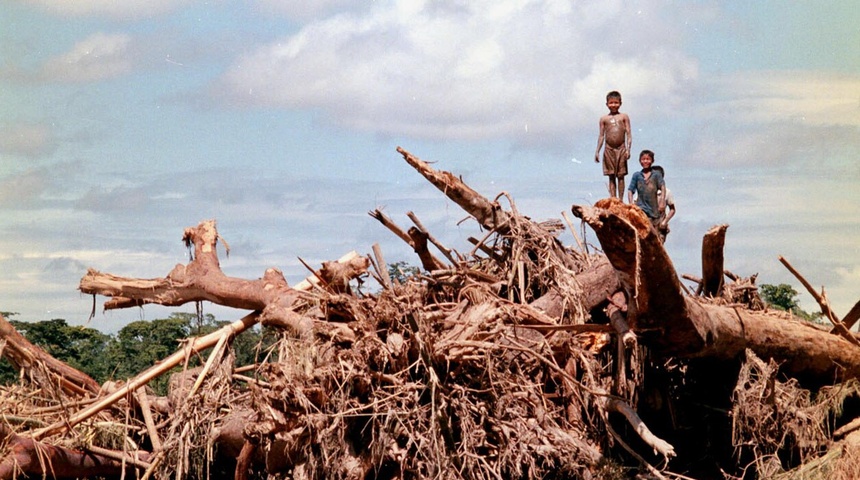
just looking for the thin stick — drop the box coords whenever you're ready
[407,211,457,264]
[561,211,585,253]
[778,255,859,346]
[368,209,413,245]
[372,243,392,289]
[139,452,163,480]
[187,331,229,399]
[83,444,152,470]
[297,256,329,288]
[134,388,162,452]
[837,299,860,332]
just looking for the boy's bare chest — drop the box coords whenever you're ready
[605,115,625,130]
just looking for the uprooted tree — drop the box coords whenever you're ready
[2,147,860,479]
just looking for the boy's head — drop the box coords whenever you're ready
[652,165,664,178]
[639,150,654,167]
[605,91,622,113]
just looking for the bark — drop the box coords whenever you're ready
[529,256,621,318]
[397,147,510,231]
[702,224,728,297]
[572,199,860,383]
[80,221,368,333]
[842,300,860,332]
[0,425,149,480]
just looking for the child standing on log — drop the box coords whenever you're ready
[628,150,665,235]
[594,90,632,200]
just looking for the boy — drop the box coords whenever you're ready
[652,165,676,242]
[594,91,631,199]
[627,150,665,235]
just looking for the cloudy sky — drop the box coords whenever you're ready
[1,0,858,332]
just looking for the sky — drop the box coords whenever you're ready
[1,0,858,332]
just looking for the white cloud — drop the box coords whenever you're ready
[15,0,194,20]
[0,123,56,158]
[41,33,134,83]
[214,0,698,143]
[667,71,860,169]
[253,0,366,21]
[0,167,53,207]
[700,71,860,127]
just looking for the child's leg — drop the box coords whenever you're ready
[617,176,625,200]
[607,175,617,198]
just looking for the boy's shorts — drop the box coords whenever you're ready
[602,145,627,176]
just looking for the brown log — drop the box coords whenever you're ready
[702,224,728,297]
[398,147,510,231]
[572,200,860,383]
[407,226,447,271]
[529,256,621,319]
[80,220,304,329]
[81,221,368,334]
[841,300,860,331]
[0,314,101,396]
[33,226,368,440]
[0,424,149,480]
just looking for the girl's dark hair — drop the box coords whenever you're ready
[652,165,665,178]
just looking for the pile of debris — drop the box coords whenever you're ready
[2,148,860,479]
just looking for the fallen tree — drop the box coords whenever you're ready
[571,200,860,384]
[1,147,859,479]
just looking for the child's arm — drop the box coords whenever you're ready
[595,118,605,163]
[665,203,676,222]
[657,177,666,213]
[623,114,632,159]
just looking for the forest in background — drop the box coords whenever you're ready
[0,312,274,394]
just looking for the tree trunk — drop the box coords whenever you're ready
[702,224,728,297]
[572,199,860,383]
[0,425,149,480]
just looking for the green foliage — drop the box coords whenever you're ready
[0,312,273,395]
[107,314,197,393]
[0,359,17,385]
[760,283,823,323]
[388,261,421,284]
[12,318,112,382]
[760,284,799,311]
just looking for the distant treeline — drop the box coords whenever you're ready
[0,313,277,394]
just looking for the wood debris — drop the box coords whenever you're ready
[2,147,860,479]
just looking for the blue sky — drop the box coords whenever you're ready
[1,0,858,331]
